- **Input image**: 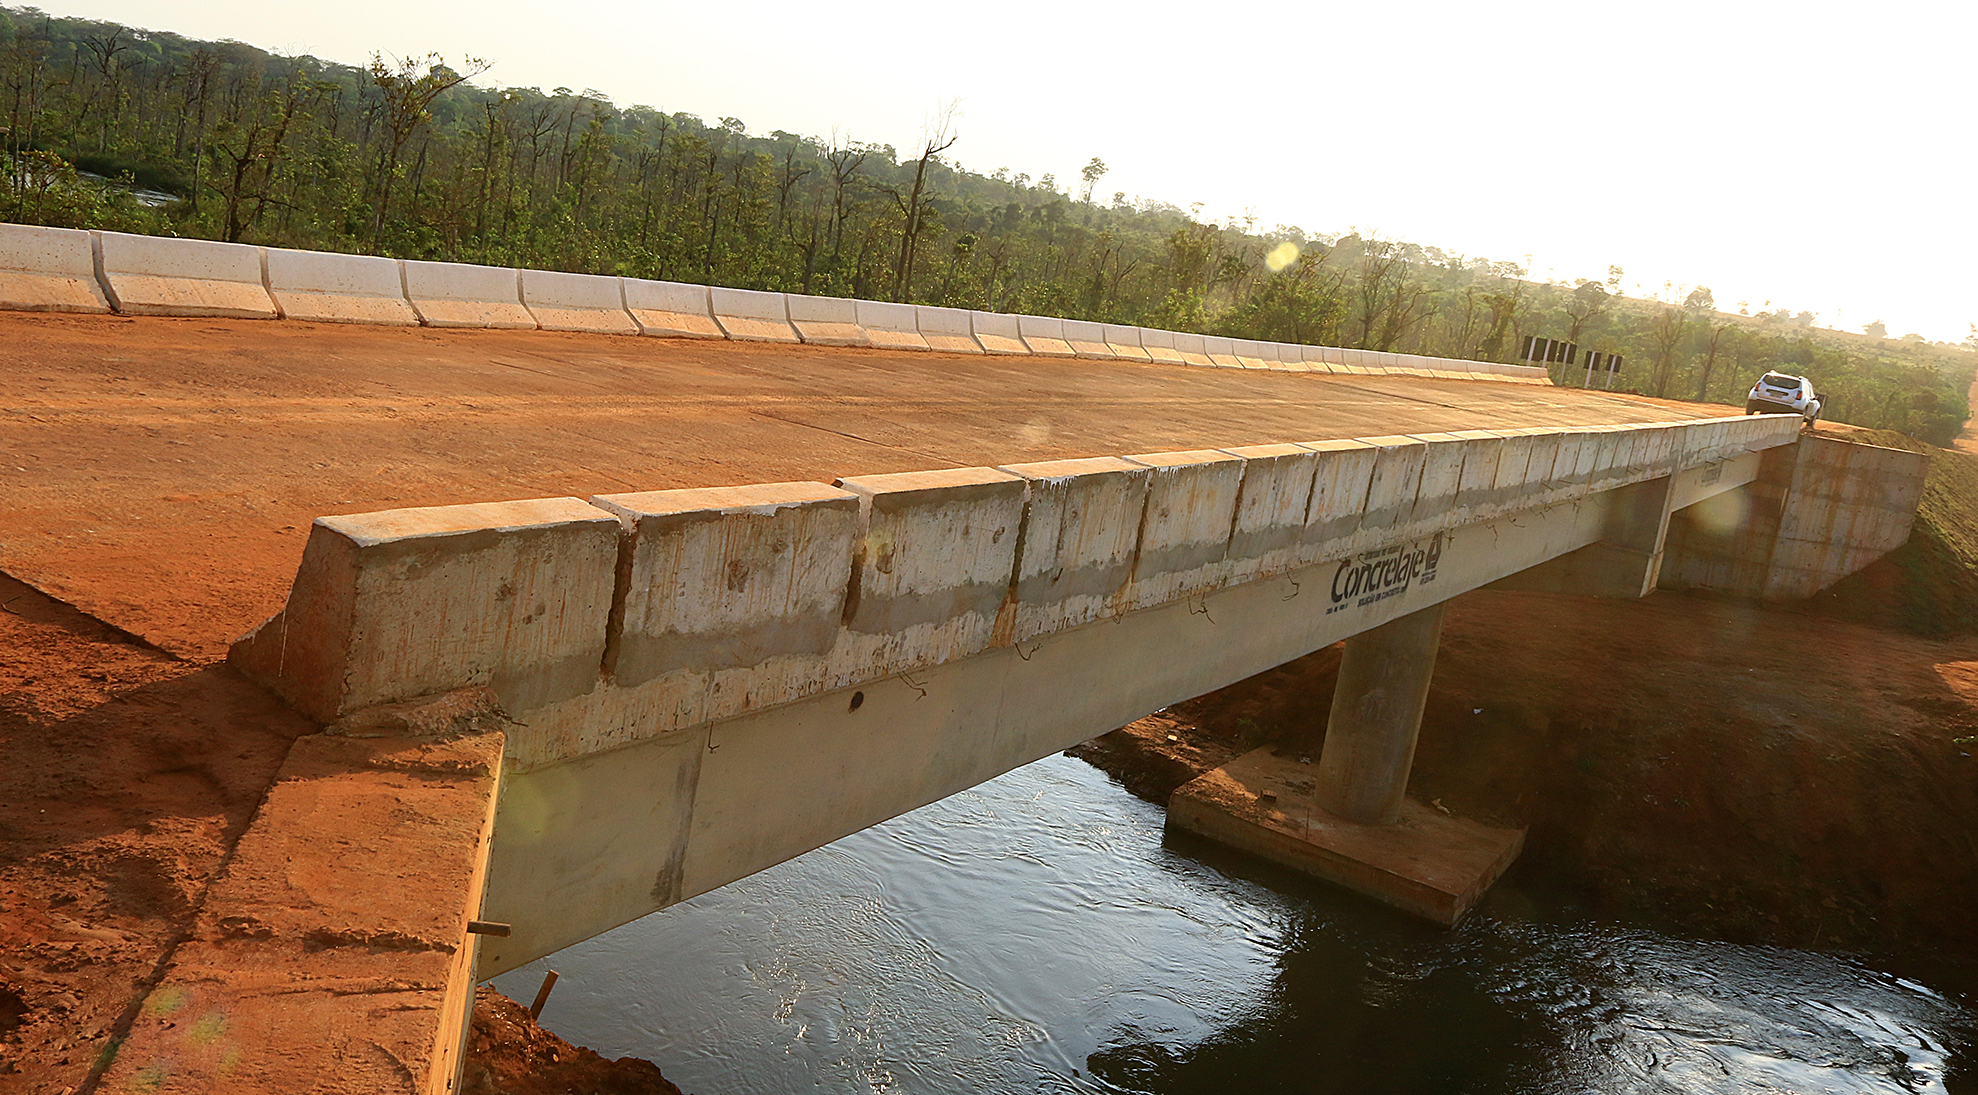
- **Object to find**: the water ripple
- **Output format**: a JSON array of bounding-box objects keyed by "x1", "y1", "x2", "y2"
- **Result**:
[{"x1": 495, "y1": 753, "x2": 1972, "y2": 1094}]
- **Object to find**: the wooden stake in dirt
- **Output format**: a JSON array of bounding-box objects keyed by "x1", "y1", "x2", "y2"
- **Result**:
[{"x1": 530, "y1": 970, "x2": 560, "y2": 1020}]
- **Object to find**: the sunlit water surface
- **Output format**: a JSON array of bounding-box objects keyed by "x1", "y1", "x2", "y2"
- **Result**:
[{"x1": 494, "y1": 753, "x2": 1971, "y2": 1094}]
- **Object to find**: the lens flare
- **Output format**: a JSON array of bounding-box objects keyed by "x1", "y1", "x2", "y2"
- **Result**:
[
  {"x1": 1265, "y1": 241, "x2": 1300, "y2": 273},
  {"x1": 1688, "y1": 488, "x2": 1751, "y2": 536}
]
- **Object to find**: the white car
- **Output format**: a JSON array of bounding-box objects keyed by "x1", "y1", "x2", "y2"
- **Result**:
[{"x1": 1745, "y1": 371, "x2": 1821, "y2": 423}]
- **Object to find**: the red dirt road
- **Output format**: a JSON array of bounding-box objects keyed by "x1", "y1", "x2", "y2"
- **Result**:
[{"x1": 0, "y1": 312, "x2": 1734, "y2": 658}]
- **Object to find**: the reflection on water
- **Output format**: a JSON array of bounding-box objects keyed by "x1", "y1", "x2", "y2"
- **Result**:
[{"x1": 493, "y1": 754, "x2": 1971, "y2": 1094}]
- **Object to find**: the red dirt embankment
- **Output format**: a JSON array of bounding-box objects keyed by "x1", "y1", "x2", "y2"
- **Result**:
[
  {"x1": 0, "y1": 572, "x2": 673, "y2": 1093},
  {"x1": 463, "y1": 986, "x2": 681, "y2": 1095}
]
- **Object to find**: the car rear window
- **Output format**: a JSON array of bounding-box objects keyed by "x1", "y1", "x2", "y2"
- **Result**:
[{"x1": 1762, "y1": 373, "x2": 1800, "y2": 388}]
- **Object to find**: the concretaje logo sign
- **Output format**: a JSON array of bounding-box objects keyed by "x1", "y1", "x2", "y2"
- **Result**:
[{"x1": 1326, "y1": 534, "x2": 1444, "y2": 614}]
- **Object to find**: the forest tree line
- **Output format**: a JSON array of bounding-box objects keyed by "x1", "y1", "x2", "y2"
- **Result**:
[{"x1": 1, "y1": 6, "x2": 1970, "y2": 444}]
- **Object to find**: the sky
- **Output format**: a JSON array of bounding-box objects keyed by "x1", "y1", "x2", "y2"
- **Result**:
[{"x1": 41, "y1": 0, "x2": 1978, "y2": 343}]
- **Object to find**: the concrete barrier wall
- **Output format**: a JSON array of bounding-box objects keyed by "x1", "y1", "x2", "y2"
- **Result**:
[
  {"x1": 1104, "y1": 324, "x2": 1152, "y2": 361},
  {"x1": 915, "y1": 305, "x2": 982, "y2": 353},
  {"x1": 95, "y1": 231, "x2": 276, "y2": 318},
  {"x1": 971, "y1": 309, "x2": 1029, "y2": 355},
  {"x1": 710, "y1": 287, "x2": 799, "y2": 342},
  {"x1": 1017, "y1": 313, "x2": 1076, "y2": 357},
  {"x1": 786, "y1": 293, "x2": 867, "y2": 346},
  {"x1": 624, "y1": 278, "x2": 724, "y2": 339},
  {"x1": 265, "y1": 247, "x2": 417, "y2": 325},
  {"x1": 857, "y1": 299, "x2": 930, "y2": 351},
  {"x1": 4, "y1": 227, "x2": 1563, "y2": 385},
  {"x1": 230, "y1": 498, "x2": 620, "y2": 724},
  {"x1": 0, "y1": 223, "x2": 109, "y2": 312},
  {"x1": 1203, "y1": 335, "x2": 1242, "y2": 368},
  {"x1": 1137, "y1": 327, "x2": 1185, "y2": 365},
  {"x1": 403, "y1": 260, "x2": 535, "y2": 329},
  {"x1": 1061, "y1": 318, "x2": 1112, "y2": 359},
  {"x1": 1172, "y1": 331, "x2": 1216, "y2": 368},
  {"x1": 521, "y1": 269, "x2": 637, "y2": 335}
]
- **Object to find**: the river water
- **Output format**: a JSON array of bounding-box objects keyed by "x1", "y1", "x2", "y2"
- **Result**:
[{"x1": 492, "y1": 753, "x2": 1973, "y2": 1094}]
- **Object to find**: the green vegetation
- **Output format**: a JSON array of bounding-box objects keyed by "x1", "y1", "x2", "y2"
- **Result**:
[{"x1": 1, "y1": 6, "x2": 1970, "y2": 442}]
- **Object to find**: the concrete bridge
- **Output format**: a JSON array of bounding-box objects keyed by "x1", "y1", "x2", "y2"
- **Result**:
[
  {"x1": 216, "y1": 411, "x2": 1922, "y2": 972},
  {"x1": 0, "y1": 229, "x2": 1932, "y2": 1093}
]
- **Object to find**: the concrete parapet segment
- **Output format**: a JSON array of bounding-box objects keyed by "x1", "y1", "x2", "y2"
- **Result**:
[
  {"x1": 521, "y1": 269, "x2": 637, "y2": 335},
  {"x1": 1061, "y1": 318, "x2": 1114, "y2": 359},
  {"x1": 229, "y1": 498, "x2": 618, "y2": 725},
  {"x1": 1016, "y1": 314, "x2": 1077, "y2": 357},
  {"x1": 94, "y1": 230, "x2": 275, "y2": 318},
  {"x1": 101, "y1": 729, "x2": 504, "y2": 1095},
  {"x1": 264, "y1": 247, "x2": 416, "y2": 325},
  {"x1": 624, "y1": 278, "x2": 725, "y2": 338},
  {"x1": 1203, "y1": 335, "x2": 1243, "y2": 368},
  {"x1": 832, "y1": 466, "x2": 1027, "y2": 682},
  {"x1": 971, "y1": 310, "x2": 1029, "y2": 355},
  {"x1": 0, "y1": 223, "x2": 109, "y2": 312},
  {"x1": 402, "y1": 260, "x2": 535, "y2": 329},
  {"x1": 592, "y1": 482, "x2": 861, "y2": 737},
  {"x1": 1223, "y1": 443, "x2": 1320, "y2": 582},
  {"x1": 1401, "y1": 433, "x2": 1471, "y2": 538},
  {"x1": 786, "y1": 292, "x2": 869, "y2": 346},
  {"x1": 1230, "y1": 339, "x2": 1269, "y2": 370},
  {"x1": 856, "y1": 299, "x2": 930, "y2": 350},
  {"x1": 1356, "y1": 435, "x2": 1430, "y2": 547},
  {"x1": 1171, "y1": 331, "x2": 1216, "y2": 368},
  {"x1": 710, "y1": 287, "x2": 799, "y2": 342},
  {"x1": 998, "y1": 456, "x2": 1152, "y2": 640},
  {"x1": 1104, "y1": 324, "x2": 1153, "y2": 361},
  {"x1": 1297, "y1": 439, "x2": 1379, "y2": 558},
  {"x1": 1137, "y1": 327, "x2": 1185, "y2": 365},
  {"x1": 915, "y1": 305, "x2": 983, "y2": 353},
  {"x1": 1117, "y1": 449, "x2": 1244, "y2": 611}
]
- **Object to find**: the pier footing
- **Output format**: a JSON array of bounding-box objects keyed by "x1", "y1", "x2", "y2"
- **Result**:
[{"x1": 1169, "y1": 747, "x2": 1524, "y2": 926}]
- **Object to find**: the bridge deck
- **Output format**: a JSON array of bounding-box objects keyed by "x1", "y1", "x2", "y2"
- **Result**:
[{"x1": 0, "y1": 311, "x2": 1725, "y2": 656}]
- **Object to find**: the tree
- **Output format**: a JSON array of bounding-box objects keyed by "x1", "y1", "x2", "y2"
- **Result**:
[
  {"x1": 1646, "y1": 305, "x2": 1690, "y2": 395},
  {"x1": 1078, "y1": 156, "x2": 1106, "y2": 203},
  {"x1": 1863, "y1": 319, "x2": 1888, "y2": 339},
  {"x1": 1562, "y1": 278, "x2": 1610, "y2": 345},
  {"x1": 884, "y1": 106, "x2": 956, "y2": 302},
  {"x1": 1695, "y1": 323, "x2": 1735, "y2": 401},
  {"x1": 366, "y1": 52, "x2": 487, "y2": 252},
  {"x1": 1683, "y1": 285, "x2": 1715, "y2": 314},
  {"x1": 1353, "y1": 236, "x2": 1435, "y2": 351}
]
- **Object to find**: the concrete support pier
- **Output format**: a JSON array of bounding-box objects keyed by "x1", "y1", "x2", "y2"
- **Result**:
[
  {"x1": 1170, "y1": 599, "x2": 1524, "y2": 926},
  {"x1": 1315, "y1": 604, "x2": 1446, "y2": 824}
]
